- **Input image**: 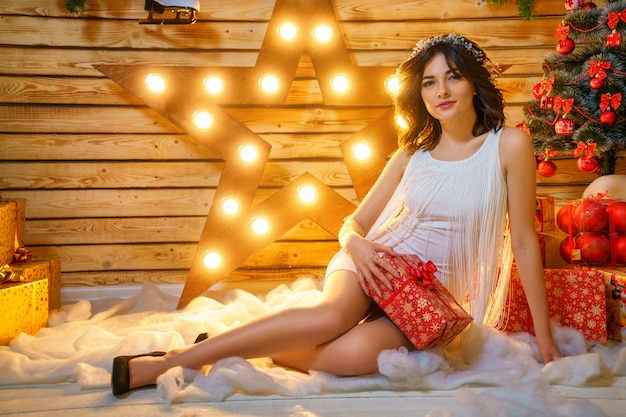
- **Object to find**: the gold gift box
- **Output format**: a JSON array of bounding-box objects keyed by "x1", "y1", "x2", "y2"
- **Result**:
[
  {"x1": 0, "y1": 278, "x2": 48, "y2": 345},
  {"x1": 11, "y1": 257, "x2": 61, "y2": 311}
]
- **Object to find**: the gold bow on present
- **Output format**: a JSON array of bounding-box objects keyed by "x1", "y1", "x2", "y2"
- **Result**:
[{"x1": 0, "y1": 264, "x2": 24, "y2": 285}]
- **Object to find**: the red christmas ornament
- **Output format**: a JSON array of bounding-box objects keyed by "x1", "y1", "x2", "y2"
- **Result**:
[
  {"x1": 615, "y1": 235, "x2": 626, "y2": 264},
  {"x1": 607, "y1": 32, "x2": 622, "y2": 47},
  {"x1": 556, "y1": 38, "x2": 575, "y2": 55},
  {"x1": 557, "y1": 204, "x2": 580, "y2": 234},
  {"x1": 573, "y1": 199, "x2": 608, "y2": 232},
  {"x1": 599, "y1": 93, "x2": 621, "y2": 125},
  {"x1": 565, "y1": 0, "x2": 584, "y2": 11},
  {"x1": 537, "y1": 160, "x2": 557, "y2": 177},
  {"x1": 582, "y1": 2, "x2": 597, "y2": 9},
  {"x1": 559, "y1": 236, "x2": 576, "y2": 263},
  {"x1": 607, "y1": 201, "x2": 626, "y2": 233},
  {"x1": 555, "y1": 117, "x2": 574, "y2": 135},
  {"x1": 590, "y1": 76, "x2": 604, "y2": 89},
  {"x1": 600, "y1": 110, "x2": 617, "y2": 125},
  {"x1": 532, "y1": 83, "x2": 544, "y2": 99},
  {"x1": 540, "y1": 95, "x2": 554, "y2": 109},
  {"x1": 575, "y1": 232, "x2": 611, "y2": 264},
  {"x1": 577, "y1": 156, "x2": 599, "y2": 173}
]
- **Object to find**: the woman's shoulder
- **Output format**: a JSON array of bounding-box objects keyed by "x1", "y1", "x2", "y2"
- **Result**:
[{"x1": 496, "y1": 126, "x2": 532, "y2": 152}]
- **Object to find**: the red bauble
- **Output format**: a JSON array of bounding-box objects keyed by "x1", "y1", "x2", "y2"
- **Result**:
[
  {"x1": 600, "y1": 110, "x2": 617, "y2": 125},
  {"x1": 576, "y1": 232, "x2": 611, "y2": 264},
  {"x1": 607, "y1": 202, "x2": 626, "y2": 233},
  {"x1": 555, "y1": 117, "x2": 574, "y2": 135},
  {"x1": 557, "y1": 204, "x2": 580, "y2": 234},
  {"x1": 565, "y1": 0, "x2": 584, "y2": 11},
  {"x1": 559, "y1": 236, "x2": 576, "y2": 263},
  {"x1": 576, "y1": 156, "x2": 599, "y2": 173},
  {"x1": 615, "y1": 235, "x2": 626, "y2": 263},
  {"x1": 557, "y1": 38, "x2": 575, "y2": 55},
  {"x1": 590, "y1": 77, "x2": 604, "y2": 89},
  {"x1": 573, "y1": 199, "x2": 608, "y2": 232},
  {"x1": 582, "y1": 2, "x2": 597, "y2": 9},
  {"x1": 537, "y1": 160, "x2": 557, "y2": 177},
  {"x1": 532, "y1": 83, "x2": 544, "y2": 99}
]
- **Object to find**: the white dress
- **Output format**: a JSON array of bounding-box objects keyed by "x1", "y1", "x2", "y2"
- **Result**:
[{"x1": 326, "y1": 128, "x2": 512, "y2": 327}]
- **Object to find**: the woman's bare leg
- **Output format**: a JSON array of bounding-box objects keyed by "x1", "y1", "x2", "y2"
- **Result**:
[
  {"x1": 273, "y1": 317, "x2": 413, "y2": 376},
  {"x1": 126, "y1": 270, "x2": 371, "y2": 389}
]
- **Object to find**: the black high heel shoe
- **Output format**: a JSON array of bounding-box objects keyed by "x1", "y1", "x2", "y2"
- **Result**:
[
  {"x1": 111, "y1": 351, "x2": 166, "y2": 397},
  {"x1": 194, "y1": 332, "x2": 208, "y2": 344}
]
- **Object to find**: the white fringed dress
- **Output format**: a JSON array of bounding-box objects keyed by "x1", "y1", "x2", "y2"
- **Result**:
[{"x1": 326, "y1": 128, "x2": 513, "y2": 327}]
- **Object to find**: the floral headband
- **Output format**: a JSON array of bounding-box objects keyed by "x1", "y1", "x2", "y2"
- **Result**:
[{"x1": 406, "y1": 33, "x2": 500, "y2": 78}]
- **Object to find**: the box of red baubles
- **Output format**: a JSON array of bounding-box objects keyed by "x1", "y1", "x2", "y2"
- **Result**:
[{"x1": 556, "y1": 197, "x2": 626, "y2": 266}]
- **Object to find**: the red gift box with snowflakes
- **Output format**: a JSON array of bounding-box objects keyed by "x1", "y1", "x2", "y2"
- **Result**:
[
  {"x1": 365, "y1": 253, "x2": 473, "y2": 350},
  {"x1": 588, "y1": 267, "x2": 626, "y2": 343},
  {"x1": 498, "y1": 268, "x2": 606, "y2": 343}
]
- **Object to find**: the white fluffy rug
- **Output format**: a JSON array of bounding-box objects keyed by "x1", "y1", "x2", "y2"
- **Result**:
[{"x1": 1, "y1": 278, "x2": 624, "y2": 416}]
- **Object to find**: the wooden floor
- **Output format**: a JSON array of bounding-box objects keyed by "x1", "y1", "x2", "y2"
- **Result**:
[{"x1": 1, "y1": 377, "x2": 625, "y2": 416}]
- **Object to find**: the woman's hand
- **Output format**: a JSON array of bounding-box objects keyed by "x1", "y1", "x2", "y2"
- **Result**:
[
  {"x1": 342, "y1": 232, "x2": 399, "y2": 297},
  {"x1": 536, "y1": 333, "x2": 562, "y2": 365}
]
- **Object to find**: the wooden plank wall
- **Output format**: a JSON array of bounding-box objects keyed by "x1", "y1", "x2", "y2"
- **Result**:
[{"x1": 0, "y1": 0, "x2": 623, "y2": 291}]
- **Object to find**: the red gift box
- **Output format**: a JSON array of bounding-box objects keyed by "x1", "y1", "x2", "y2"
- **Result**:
[
  {"x1": 607, "y1": 32, "x2": 622, "y2": 47},
  {"x1": 587, "y1": 267, "x2": 626, "y2": 343},
  {"x1": 365, "y1": 253, "x2": 473, "y2": 350},
  {"x1": 498, "y1": 268, "x2": 607, "y2": 343}
]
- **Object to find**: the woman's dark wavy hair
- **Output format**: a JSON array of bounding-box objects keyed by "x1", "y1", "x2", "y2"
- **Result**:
[{"x1": 394, "y1": 35, "x2": 505, "y2": 154}]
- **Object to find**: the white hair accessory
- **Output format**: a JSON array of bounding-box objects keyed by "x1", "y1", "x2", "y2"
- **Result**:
[{"x1": 407, "y1": 33, "x2": 500, "y2": 78}]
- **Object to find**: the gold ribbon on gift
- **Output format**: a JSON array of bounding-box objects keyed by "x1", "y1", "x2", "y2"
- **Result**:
[
  {"x1": 13, "y1": 239, "x2": 34, "y2": 263},
  {"x1": 0, "y1": 264, "x2": 25, "y2": 285},
  {"x1": 12, "y1": 211, "x2": 34, "y2": 263}
]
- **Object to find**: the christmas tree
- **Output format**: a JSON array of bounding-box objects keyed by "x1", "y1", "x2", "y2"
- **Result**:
[{"x1": 523, "y1": 0, "x2": 626, "y2": 177}]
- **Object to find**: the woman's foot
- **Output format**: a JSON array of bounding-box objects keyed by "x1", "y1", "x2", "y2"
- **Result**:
[{"x1": 111, "y1": 352, "x2": 167, "y2": 397}]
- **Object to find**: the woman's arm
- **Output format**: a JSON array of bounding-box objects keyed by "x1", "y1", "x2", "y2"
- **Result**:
[
  {"x1": 339, "y1": 148, "x2": 411, "y2": 295},
  {"x1": 500, "y1": 126, "x2": 561, "y2": 364}
]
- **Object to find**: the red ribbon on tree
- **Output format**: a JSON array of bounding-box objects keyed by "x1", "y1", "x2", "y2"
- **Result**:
[
  {"x1": 410, "y1": 260, "x2": 438, "y2": 286},
  {"x1": 538, "y1": 148, "x2": 557, "y2": 161},
  {"x1": 574, "y1": 141, "x2": 597, "y2": 159},
  {"x1": 553, "y1": 96, "x2": 575, "y2": 114},
  {"x1": 600, "y1": 92, "x2": 622, "y2": 111},
  {"x1": 588, "y1": 61, "x2": 611, "y2": 80},
  {"x1": 608, "y1": 10, "x2": 626, "y2": 30},
  {"x1": 554, "y1": 23, "x2": 570, "y2": 40}
]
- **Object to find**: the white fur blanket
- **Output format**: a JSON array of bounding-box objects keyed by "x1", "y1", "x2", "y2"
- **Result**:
[{"x1": 1, "y1": 278, "x2": 624, "y2": 416}]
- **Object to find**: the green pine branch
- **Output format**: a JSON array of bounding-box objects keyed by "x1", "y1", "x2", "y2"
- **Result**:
[
  {"x1": 65, "y1": 0, "x2": 89, "y2": 14},
  {"x1": 487, "y1": 0, "x2": 536, "y2": 20}
]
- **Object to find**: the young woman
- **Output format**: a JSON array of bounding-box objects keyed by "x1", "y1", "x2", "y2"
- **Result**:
[{"x1": 111, "y1": 33, "x2": 561, "y2": 397}]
